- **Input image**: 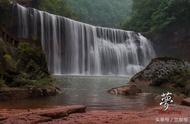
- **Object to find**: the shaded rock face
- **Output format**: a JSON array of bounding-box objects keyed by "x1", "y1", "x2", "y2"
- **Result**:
[{"x1": 146, "y1": 24, "x2": 190, "y2": 61}]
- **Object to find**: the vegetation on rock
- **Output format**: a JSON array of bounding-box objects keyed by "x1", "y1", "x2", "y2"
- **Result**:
[{"x1": 0, "y1": 38, "x2": 53, "y2": 88}]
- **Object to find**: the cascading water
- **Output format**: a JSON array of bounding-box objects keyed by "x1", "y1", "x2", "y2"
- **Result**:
[{"x1": 15, "y1": 4, "x2": 155, "y2": 76}]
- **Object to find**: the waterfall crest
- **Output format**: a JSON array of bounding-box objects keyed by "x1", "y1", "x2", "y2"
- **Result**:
[{"x1": 15, "y1": 4, "x2": 155, "y2": 76}]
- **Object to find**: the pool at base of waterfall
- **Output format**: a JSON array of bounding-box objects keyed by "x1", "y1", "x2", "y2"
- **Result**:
[{"x1": 0, "y1": 76, "x2": 157, "y2": 110}]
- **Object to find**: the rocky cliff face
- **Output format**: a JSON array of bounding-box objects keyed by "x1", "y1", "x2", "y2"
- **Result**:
[{"x1": 147, "y1": 26, "x2": 190, "y2": 62}]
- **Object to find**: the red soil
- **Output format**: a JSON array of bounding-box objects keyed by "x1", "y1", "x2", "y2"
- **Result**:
[{"x1": 0, "y1": 105, "x2": 190, "y2": 124}]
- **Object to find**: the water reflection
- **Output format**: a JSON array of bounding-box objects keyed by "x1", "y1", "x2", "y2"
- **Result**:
[{"x1": 0, "y1": 76, "x2": 157, "y2": 110}]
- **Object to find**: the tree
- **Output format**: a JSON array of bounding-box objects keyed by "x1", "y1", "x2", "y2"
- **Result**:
[
  {"x1": 66, "y1": 0, "x2": 133, "y2": 28},
  {"x1": 123, "y1": 0, "x2": 161, "y2": 32},
  {"x1": 123, "y1": 0, "x2": 190, "y2": 34},
  {"x1": 38, "y1": 0, "x2": 76, "y2": 18}
]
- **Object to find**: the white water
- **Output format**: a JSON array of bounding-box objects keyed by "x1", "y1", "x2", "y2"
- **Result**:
[{"x1": 15, "y1": 4, "x2": 155, "y2": 76}]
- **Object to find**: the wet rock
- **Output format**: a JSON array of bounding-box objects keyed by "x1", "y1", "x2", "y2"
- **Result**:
[
  {"x1": 181, "y1": 98, "x2": 190, "y2": 106},
  {"x1": 28, "y1": 87, "x2": 59, "y2": 98},
  {"x1": 108, "y1": 84, "x2": 142, "y2": 95},
  {"x1": 38, "y1": 105, "x2": 86, "y2": 119}
]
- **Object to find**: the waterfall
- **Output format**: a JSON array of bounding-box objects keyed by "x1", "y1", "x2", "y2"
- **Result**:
[{"x1": 15, "y1": 4, "x2": 155, "y2": 76}]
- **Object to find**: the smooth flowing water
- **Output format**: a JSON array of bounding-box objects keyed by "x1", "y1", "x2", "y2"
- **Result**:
[
  {"x1": 0, "y1": 76, "x2": 157, "y2": 110},
  {"x1": 15, "y1": 4, "x2": 155, "y2": 76}
]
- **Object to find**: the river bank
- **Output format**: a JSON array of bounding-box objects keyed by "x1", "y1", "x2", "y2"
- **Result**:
[
  {"x1": 0, "y1": 105, "x2": 86, "y2": 124},
  {"x1": 0, "y1": 104, "x2": 190, "y2": 124}
]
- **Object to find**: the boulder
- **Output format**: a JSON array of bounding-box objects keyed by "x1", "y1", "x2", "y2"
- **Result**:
[
  {"x1": 181, "y1": 98, "x2": 190, "y2": 106},
  {"x1": 109, "y1": 57, "x2": 190, "y2": 97},
  {"x1": 37, "y1": 105, "x2": 86, "y2": 119},
  {"x1": 128, "y1": 57, "x2": 190, "y2": 96},
  {"x1": 130, "y1": 57, "x2": 189, "y2": 86},
  {"x1": 108, "y1": 84, "x2": 142, "y2": 95}
]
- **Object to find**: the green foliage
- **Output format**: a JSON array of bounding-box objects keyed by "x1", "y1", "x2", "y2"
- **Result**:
[
  {"x1": 38, "y1": 0, "x2": 77, "y2": 19},
  {"x1": 17, "y1": 42, "x2": 33, "y2": 54},
  {"x1": 32, "y1": 76, "x2": 54, "y2": 87},
  {"x1": 0, "y1": 0, "x2": 12, "y2": 26},
  {"x1": 0, "y1": 40, "x2": 16, "y2": 73},
  {"x1": 66, "y1": 0, "x2": 132, "y2": 28},
  {"x1": 38, "y1": 0, "x2": 132, "y2": 28},
  {"x1": 12, "y1": 72, "x2": 53, "y2": 87},
  {"x1": 163, "y1": 68, "x2": 190, "y2": 96},
  {"x1": 3, "y1": 53, "x2": 16, "y2": 70},
  {"x1": 123, "y1": 0, "x2": 161, "y2": 32},
  {"x1": 0, "y1": 0, "x2": 10, "y2": 4},
  {"x1": 170, "y1": 69, "x2": 190, "y2": 87},
  {"x1": 0, "y1": 40, "x2": 51, "y2": 88},
  {"x1": 0, "y1": 78, "x2": 6, "y2": 88},
  {"x1": 123, "y1": 0, "x2": 190, "y2": 34},
  {"x1": 16, "y1": 42, "x2": 49, "y2": 79},
  {"x1": 11, "y1": 72, "x2": 32, "y2": 87}
]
